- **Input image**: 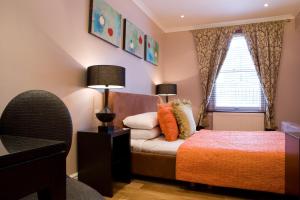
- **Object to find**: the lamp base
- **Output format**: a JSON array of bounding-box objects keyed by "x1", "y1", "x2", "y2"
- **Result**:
[
  {"x1": 96, "y1": 88, "x2": 116, "y2": 132},
  {"x1": 98, "y1": 125, "x2": 114, "y2": 133},
  {"x1": 96, "y1": 112, "x2": 116, "y2": 123},
  {"x1": 95, "y1": 107, "x2": 116, "y2": 133}
]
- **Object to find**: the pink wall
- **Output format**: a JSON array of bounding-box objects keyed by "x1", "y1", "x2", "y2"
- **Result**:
[
  {"x1": 275, "y1": 19, "x2": 300, "y2": 128},
  {"x1": 0, "y1": 0, "x2": 164, "y2": 174},
  {"x1": 161, "y1": 31, "x2": 204, "y2": 123},
  {"x1": 296, "y1": 12, "x2": 300, "y2": 30},
  {"x1": 162, "y1": 20, "x2": 300, "y2": 128}
]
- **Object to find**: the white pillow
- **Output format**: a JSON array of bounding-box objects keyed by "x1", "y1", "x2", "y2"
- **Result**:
[
  {"x1": 131, "y1": 127, "x2": 161, "y2": 140},
  {"x1": 123, "y1": 112, "x2": 158, "y2": 129}
]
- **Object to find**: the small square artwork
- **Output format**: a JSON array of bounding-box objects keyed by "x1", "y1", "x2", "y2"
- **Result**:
[
  {"x1": 123, "y1": 19, "x2": 145, "y2": 58},
  {"x1": 145, "y1": 35, "x2": 159, "y2": 65},
  {"x1": 89, "y1": 0, "x2": 122, "y2": 47}
]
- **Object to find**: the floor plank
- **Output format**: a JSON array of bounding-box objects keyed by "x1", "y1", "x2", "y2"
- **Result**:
[{"x1": 105, "y1": 178, "x2": 294, "y2": 200}]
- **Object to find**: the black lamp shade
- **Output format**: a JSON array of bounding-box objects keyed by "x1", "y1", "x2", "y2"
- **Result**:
[
  {"x1": 156, "y1": 84, "x2": 177, "y2": 96},
  {"x1": 87, "y1": 65, "x2": 125, "y2": 89}
]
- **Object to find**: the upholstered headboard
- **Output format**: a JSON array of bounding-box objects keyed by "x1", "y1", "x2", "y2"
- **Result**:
[{"x1": 108, "y1": 92, "x2": 161, "y2": 128}]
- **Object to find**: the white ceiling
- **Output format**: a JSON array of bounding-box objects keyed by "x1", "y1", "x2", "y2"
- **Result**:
[{"x1": 132, "y1": 0, "x2": 300, "y2": 32}]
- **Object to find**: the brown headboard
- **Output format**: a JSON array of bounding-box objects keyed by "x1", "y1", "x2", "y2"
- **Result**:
[{"x1": 108, "y1": 92, "x2": 161, "y2": 128}]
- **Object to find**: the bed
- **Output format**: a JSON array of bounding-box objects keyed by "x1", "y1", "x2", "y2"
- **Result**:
[{"x1": 108, "y1": 92, "x2": 299, "y2": 195}]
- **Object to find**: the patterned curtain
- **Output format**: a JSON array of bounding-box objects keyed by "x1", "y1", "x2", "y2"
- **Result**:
[
  {"x1": 192, "y1": 21, "x2": 286, "y2": 130},
  {"x1": 192, "y1": 27, "x2": 235, "y2": 129},
  {"x1": 241, "y1": 21, "x2": 285, "y2": 130}
]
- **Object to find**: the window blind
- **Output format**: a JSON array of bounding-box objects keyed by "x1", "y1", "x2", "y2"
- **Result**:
[{"x1": 208, "y1": 35, "x2": 266, "y2": 112}]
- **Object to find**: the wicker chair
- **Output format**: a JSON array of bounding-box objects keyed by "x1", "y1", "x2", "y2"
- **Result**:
[{"x1": 0, "y1": 90, "x2": 104, "y2": 200}]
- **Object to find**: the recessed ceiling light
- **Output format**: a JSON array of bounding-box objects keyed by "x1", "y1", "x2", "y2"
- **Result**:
[
  {"x1": 180, "y1": 15, "x2": 185, "y2": 19},
  {"x1": 264, "y1": 3, "x2": 269, "y2": 7}
]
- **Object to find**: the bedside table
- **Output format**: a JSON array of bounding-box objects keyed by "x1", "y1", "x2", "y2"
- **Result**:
[
  {"x1": 285, "y1": 132, "x2": 300, "y2": 197},
  {"x1": 77, "y1": 128, "x2": 131, "y2": 197}
]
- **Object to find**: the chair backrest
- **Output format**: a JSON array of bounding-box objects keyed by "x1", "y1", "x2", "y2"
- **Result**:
[{"x1": 0, "y1": 90, "x2": 73, "y2": 156}]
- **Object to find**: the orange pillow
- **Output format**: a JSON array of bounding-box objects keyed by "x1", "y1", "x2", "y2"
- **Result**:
[{"x1": 157, "y1": 104, "x2": 179, "y2": 141}]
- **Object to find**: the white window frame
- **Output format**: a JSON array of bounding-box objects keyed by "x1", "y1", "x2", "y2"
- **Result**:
[{"x1": 208, "y1": 34, "x2": 266, "y2": 113}]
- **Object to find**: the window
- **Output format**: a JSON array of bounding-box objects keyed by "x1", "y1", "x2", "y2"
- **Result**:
[{"x1": 208, "y1": 35, "x2": 266, "y2": 112}]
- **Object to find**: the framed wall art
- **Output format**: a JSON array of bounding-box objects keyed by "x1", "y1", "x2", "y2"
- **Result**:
[
  {"x1": 123, "y1": 19, "x2": 145, "y2": 58},
  {"x1": 145, "y1": 35, "x2": 159, "y2": 65},
  {"x1": 89, "y1": 0, "x2": 122, "y2": 47}
]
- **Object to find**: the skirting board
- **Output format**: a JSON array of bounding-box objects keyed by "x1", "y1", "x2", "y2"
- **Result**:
[{"x1": 69, "y1": 172, "x2": 78, "y2": 180}]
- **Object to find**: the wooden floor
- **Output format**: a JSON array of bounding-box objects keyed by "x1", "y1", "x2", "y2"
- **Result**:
[{"x1": 106, "y1": 177, "x2": 295, "y2": 200}]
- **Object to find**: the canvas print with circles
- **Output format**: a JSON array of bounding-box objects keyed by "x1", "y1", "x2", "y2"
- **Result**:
[
  {"x1": 145, "y1": 35, "x2": 159, "y2": 65},
  {"x1": 123, "y1": 19, "x2": 145, "y2": 58},
  {"x1": 89, "y1": 0, "x2": 122, "y2": 47}
]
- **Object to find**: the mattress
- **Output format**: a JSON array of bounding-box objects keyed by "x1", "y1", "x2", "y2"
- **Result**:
[{"x1": 131, "y1": 135, "x2": 185, "y2": 156}]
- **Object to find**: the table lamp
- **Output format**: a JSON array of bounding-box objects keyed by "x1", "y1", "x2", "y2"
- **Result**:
[
  {"x1": 156, "y1": 83, "x2": 177, "y2": 103},
  {"x1": 87, "y1": 65, "x2": 125, "y2": 131}
]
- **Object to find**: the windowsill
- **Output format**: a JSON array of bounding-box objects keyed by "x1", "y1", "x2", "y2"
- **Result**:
[{"x1": 208, "y1": 110, "x2": 265, "y2": 113}]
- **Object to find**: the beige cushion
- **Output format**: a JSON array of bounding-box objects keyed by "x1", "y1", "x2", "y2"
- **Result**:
[
  {"x1": 172, "y1": 100, "x2": 196, "y2": 139},
  {"x1": 131, "y1": 127, "x2": 161, "y2": 140},
  {"x1": 123, "y1": 112, "x2": 158, "y2": 129}
]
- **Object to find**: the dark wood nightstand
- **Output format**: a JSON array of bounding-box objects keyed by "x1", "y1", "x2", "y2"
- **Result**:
[
  {"x1": 285, "y1": 132, "x2": 300, "y2": 197},
  {"x1": 77, "y1": 128, "x2": 131, "y2": 197}
]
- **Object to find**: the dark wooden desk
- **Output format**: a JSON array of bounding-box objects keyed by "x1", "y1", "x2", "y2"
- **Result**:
[{"x1": 0, "y1": 135, "x2": 66, "y2": 200}]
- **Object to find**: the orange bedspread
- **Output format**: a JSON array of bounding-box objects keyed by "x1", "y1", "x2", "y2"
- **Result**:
[{"x1": 176, "y1": 130, "x2": 285, "y2": 194}]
